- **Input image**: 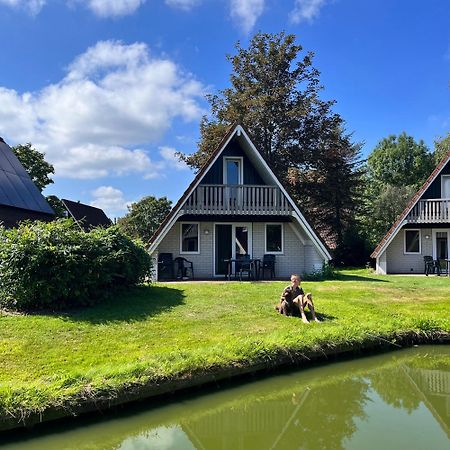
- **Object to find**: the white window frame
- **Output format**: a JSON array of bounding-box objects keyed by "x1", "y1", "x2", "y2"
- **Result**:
[
  {"x1": 441, "y1": 175, "x2": 450, "y2": 199},
  {"x1": 223, "y1": 157, "x2": 244, "y2": 185},
  {"x1": 404, "y1": 229, "x2": 421, "y2": 255},
  {"x1": 265, "y1": 223, "x2": 284, "y2": 254},
  {"x1": 180, "y1": 222, "x2": 200, "y2": 255}
]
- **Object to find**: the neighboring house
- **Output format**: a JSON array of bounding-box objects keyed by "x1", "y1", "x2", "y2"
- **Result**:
[
  {"x1": 62, "y1": 199, "x2": 112, "y2": 231},
  {"x1": 371, "y1": 150, "x2": 450, "y2": 274},
  {"x1": 0, "y1": 137, "x2": 54, "y2": 227},
  {"x1": 149, "y1": 124, "x2": 331, "y2": 280}
]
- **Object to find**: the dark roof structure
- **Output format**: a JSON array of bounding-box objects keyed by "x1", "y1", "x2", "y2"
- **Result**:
[
  {"x1": 371, "y1": 149, "x2": 450, "y2": 258},
  {"x1": 0, "y1": 137, "x2": 54, "y2": 227},
  {"x1": 62, "y1": 199, "x2": 112, "y2": 230}
]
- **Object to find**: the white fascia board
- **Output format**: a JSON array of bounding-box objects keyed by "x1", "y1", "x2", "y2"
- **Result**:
[
  {"x1": 238, "y1": 127, "x2": 331, "y2": 260},
  {"x1": 148, "y1": 209, "x2": 183, "y2": 254},
  {"x1": 375, "y1": 220, "x2": 407, "y2": 259},
  {"x1": 148, "y1": 127, "x2": 240, "y2": 254}
]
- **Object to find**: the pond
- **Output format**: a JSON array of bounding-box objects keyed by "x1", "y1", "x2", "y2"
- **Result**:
[{"x1": 2, "y1": 346, "x2": 450, "y2": 450}]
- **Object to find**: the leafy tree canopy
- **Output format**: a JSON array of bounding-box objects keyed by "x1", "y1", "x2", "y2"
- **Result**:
[
  {"x1": 117, "y1": 196, "x2": 172, "y2": 244},
  {"x1": 179, "y1": 32, "x2": 363, "y2": 261},
  {"x1": 367, "y1": 133, "x2": 433, "y2": 189},
  {"x1": 433, "y1": 132, "x2": 450, "y2": 164},
  {"x1": 12, "y1": 143, "x2": 55, "y2": 192}
]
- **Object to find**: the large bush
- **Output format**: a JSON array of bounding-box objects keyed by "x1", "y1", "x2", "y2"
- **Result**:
[{"x1": 0, "y1": 219, "x2": 152, "y2": 310}]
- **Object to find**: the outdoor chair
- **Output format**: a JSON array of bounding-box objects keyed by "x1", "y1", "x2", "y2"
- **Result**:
[
  {"x1": 174, "y1": 257, "x2": 194, "y2": 280},
  {"x1": 424, "y1": 256, "x2": 440, "y2": 276},
  {"x1": 158, "y1": 253, "x2": 174, "y2": 280},
  {"x1": 235, "y1": 254, "x2": 253, "y2": 281},
  {"x1": 261, "y1": 254, "x2": 276, "y2": 279}
]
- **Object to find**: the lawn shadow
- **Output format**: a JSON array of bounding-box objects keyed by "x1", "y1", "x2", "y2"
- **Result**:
[
  {"x1": 334, "y1": 273, "x2": 389, "y2": 283},
  {"x1": 313, "y1": 312, "x2": 337, "y2": 322},
  {"x1": 57, "y1": 285, "x2": 186, "y2": 324}
]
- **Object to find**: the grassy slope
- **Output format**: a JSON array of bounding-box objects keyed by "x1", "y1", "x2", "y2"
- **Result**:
[{"x1": 0, "y1": 269, "x2": 449, "y2": 420}]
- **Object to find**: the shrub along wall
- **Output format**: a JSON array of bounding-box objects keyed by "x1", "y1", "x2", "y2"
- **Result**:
[{"x1": 0, "y1": 219, "x2": 152, "y2": 310}]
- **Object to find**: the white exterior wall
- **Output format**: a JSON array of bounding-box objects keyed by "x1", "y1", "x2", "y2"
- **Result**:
[
  {"x1": 385, "y1": 228, "x2": 432, "y2": 274},
  {"x1": 155, "y1": 219, "x2": 322, "y2": 279}
]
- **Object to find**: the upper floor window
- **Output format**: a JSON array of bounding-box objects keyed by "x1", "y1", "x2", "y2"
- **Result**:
[
  {"x1": 265, "y1": 223, "x2": 283, "y2": 253},
  {"x1": 442, "y1": 175, "x2": 450, "y2": 198},
  {"x1": 404, "y1": 229, "x2": 421, "y2": 254},
  {"x1": 223, "y1": 157, "x2": 243, "y2": 185},
  {"x1": 181, "y1": 223, "x2": 199, "y2": 254}
]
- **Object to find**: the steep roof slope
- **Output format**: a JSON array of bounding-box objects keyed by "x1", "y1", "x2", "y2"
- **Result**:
[
  {"x1": 62, "y1": 199, "x2": 112, "y2": 230},
  {"x1": 149, "y1": 123, "x2": 331, "y2": 260},
  {"x1": 371, "y1": 150, "x2": 450, "y2": 258},
  {"x1": 0, "y1": 137, "x2": 54, "y2": 216}
]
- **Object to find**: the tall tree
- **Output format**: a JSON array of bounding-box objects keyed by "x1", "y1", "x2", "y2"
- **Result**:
[
  {"x1": 366, "y1": 133, "x2": 433, "y2": 189},
  {"x1": 12, "y1": 143, "x2": 55, "y2": 192},
  {"x1": 433, "y1": 132, "x2": 450, "y2": 164},
  {"x1": 361, "y1": 133, "x2": 433, "y2": 247},
  {"x1": 117, "y1": 196, "x2": 172, "y2": 244},
  {"x1": 179, "y1": 32, "x2": 363, "y2": 261}
]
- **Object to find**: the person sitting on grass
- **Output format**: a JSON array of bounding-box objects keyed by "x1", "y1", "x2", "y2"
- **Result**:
[{"x1": 276, "y1": 274, "x2": 320, "y2": 323}]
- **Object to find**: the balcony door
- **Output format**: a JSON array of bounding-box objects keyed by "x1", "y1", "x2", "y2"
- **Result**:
[
  {"x1": 442, "y1": 175, "x2": 450, "y2": 198},
  {"x1": 223, "y1": 157, "x2": 243, "y2": 208},
  {"x1": 214, "y1": 223, "x2": 252, "y2": 276}
]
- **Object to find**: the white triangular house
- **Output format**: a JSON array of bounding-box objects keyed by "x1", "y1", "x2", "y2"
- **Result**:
[
  {"x1": 371, "y1": 150, "x2": 450, "y2": 274},
  {"x1": 149, "y1": 124, "x2": 331, "y2": 280}
]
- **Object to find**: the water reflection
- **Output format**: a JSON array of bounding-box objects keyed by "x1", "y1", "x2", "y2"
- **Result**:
[{"x1": 2, "y1": 347, "x2": 450, "y2": 450}]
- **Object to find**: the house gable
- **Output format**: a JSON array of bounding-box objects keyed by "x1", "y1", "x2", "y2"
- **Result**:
[
  {"x1": 421, "y1": 159, "x2": 450, "y2": 199},
  {"x1": 200, "y1": 140, "x2": 265, "y2": 185},
  {"x1": 371, "y1": 151, "x2": 450, "y2": 259},
  {"x1": 149, "y1": 124, "x2": 331, "y2": 261}
]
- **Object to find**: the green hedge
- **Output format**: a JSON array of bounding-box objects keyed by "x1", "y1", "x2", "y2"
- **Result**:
[{"x1": 0, "y1": 219, "x2": 152, "y2": 310}]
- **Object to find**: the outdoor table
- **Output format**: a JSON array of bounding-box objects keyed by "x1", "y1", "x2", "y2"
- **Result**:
[
  {"x1": 224, "y1": 258, "x2": 261, "y2": 281},
  {"x1": 446, "y1": 259, "x2": 450, "y2": 277}
]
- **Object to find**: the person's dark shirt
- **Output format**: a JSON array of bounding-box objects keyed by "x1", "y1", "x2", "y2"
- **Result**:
[{"x1": 280, "y1": 285, "x2": 304, "y2": 304}]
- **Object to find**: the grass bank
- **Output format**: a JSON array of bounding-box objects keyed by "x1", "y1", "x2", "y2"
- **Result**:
[{"x1": 1, "y1": 269, "x2": 449, "y2": 431}]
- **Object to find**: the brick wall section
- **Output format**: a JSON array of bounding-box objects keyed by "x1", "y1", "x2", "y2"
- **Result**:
[
  {"x1": 386, "y1": 228, "x2": 432, "y2": 273},
  {"x1": 156, "y1": 220, "x2": 324, "y2": 278}
]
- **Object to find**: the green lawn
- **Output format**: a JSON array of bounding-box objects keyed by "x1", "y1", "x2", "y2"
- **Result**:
[{"x1": 1, "y1": 269, "x2": 449, "y2": 424}]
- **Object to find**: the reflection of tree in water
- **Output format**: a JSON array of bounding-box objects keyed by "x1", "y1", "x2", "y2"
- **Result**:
[
  {"x1": 181, "y1": 376, "x2": 370, "y2": 450},
  {"x1": 369, "y1": 365, "x2": 421, "y2": 413},
  {"x1": 286, "y1": 378, "x2": 370, "y2": 450}
]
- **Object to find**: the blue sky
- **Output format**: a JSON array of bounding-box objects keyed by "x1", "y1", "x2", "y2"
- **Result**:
[{"x1": 0, "y1": 0, "x2": 449, "y2": 218}]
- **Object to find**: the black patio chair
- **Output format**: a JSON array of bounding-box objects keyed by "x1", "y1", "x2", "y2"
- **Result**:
[
  {"x1": 158, "y1": 253, "x2": 174, "y2": 280},
  {"x1": 261, "y1": 254, "x2": 276, "y2": 279},
  {"x1": 235, "y1": 254, "x2": 253, "y2": 281},
  {"x1": 174, "y1": 257, "x2": 194, "y2": 280},
  {"x1": 424, "y1": 256, "x2": 440, "y2": 276}
]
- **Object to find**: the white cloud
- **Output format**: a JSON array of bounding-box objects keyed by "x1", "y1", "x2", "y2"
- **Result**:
[
  {"x1": 0, "y1": 0, "x2": 45, "y2": 15},
  {"x1": 0, "y1": 40, "x2": 206, "y2": 180},
  {"x1": 230, "y1": 0, "x2": 265, "y2": 33},
  {"x1": 81, "y1": 0, "x2": 145, "y2": 17},
  {"x1": 159, "y1": 146, "x2": 189, "y2": 171},
  {"x1": 90, "y1": 186, "x2": 130, "y2": 218},
  {"x1": 165, "y1": 0, "x2": 201, "y2": 11},
  {"x1": 290, "y1": 0, "x2": 328, "y2": 23}
]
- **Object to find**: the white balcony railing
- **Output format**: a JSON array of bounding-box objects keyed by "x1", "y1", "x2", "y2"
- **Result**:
[
  {"x1": 407, "y1": 199, "x2": 450, "y2": 223},
  {"x1": 183, "y1": 184, "x2": 292, "y2": 215}
]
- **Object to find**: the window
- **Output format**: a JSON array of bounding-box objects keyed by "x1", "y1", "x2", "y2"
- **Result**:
[
  {"x1": 223, "y1": 157, "x2": 243, "y2": 185},
  {"x1": 404, "y1": 229, "x2": 420, "y2": 254},
  {"x1": 265, "y1": 224, "x2": 283, "y2": 253},
  {"x1": 181, "y1": 223, "x2": 199, "y2": 253}
]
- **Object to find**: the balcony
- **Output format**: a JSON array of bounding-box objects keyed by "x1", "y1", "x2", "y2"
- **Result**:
[
  {"x1": 406, "y1": 199, "x2": 450, "y2": 223},
  {"x1": 182, "y1": 184, "x2": 292, "y2": 216}
]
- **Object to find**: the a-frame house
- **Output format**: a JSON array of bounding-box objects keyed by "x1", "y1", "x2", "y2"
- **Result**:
[
  {"x1": 149, "y1": 124, "x2": 331, "y2": 280},
  {"x1": 371, "y1": 150, "x2": 450, "y2": 274}
]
